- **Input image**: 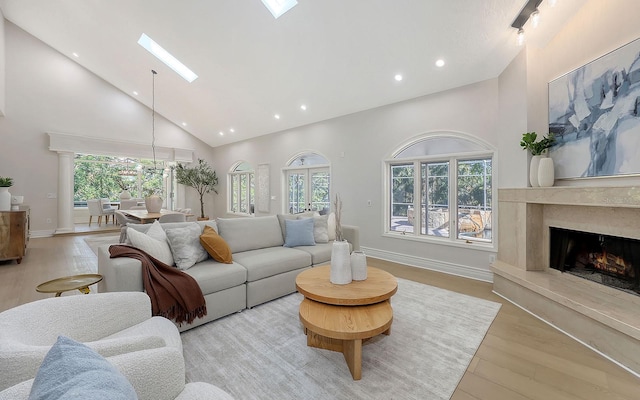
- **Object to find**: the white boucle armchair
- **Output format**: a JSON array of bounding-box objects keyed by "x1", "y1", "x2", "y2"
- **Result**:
[{"x1": 0, "y1": 292, "x2": 233, "y2": 400}]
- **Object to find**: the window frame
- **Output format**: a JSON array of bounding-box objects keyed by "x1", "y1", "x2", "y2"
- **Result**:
[
  {"x1": 227, "y1": 162, "x2": 255, "y2": 216},
  {"x1": 383, "y1": 149, "x2": 495, "y2": 250}
]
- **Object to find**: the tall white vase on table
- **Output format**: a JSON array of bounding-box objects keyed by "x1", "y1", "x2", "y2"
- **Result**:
[
  {"x1": 0, "y1": 187, "x2": 11, "y2": 211},
  {"x1": 538, "y1": 157, "x2": 555, "y2": 187},
  {"x1": 529, "y1": 155, "x2": 542, "y2": 187},
  {"x1": 145, "y1": 194, "x2": 162, "y2": 213},
  {"x1": 330, "y1": 240, "x2": 352, "y2": 285}
]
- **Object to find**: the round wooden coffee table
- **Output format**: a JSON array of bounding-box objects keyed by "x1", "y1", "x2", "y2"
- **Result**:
[
  {"x1": 36, "y1": 274, "x2": 103, "y2": 297},
  {"x1": 295, "y1": 265, "x2": 397, "y2": 380}
]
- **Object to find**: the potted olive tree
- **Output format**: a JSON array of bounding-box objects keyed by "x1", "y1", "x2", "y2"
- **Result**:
[
  {"x1": 176, "y1": 159, "x2": 218, "y2": 220},
  {"x1": 520, "y1": 132, "x2": 556, "y2": 187}
]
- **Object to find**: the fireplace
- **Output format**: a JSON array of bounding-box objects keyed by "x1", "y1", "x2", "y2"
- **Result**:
[{"x1": 549, "y1": 227, "x2": 640, "y2": 296}]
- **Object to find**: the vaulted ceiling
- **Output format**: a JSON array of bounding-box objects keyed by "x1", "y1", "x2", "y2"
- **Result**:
[{"x1": 0, "y1": 0, "x2": 586, "y2": 147}]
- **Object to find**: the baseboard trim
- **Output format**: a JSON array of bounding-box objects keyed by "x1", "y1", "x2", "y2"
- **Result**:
[
  {"x1": 30, "y1": 230, "x2": 54, "y2": 238},
  {"x1": 361, "y1": 246, "x2": 494, "y2": 283}
]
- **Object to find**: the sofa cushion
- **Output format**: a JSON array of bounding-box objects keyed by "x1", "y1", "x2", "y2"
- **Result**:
[
  {"x1": 311, "y1": 215, "x2": 329, "y2": 243},
  {"x1": 165, "y1": 223, "x2": 208, "y2": 270},
  {"x1": 284, "y1": 218, "x2": 315, "y2": 247},
  {"x1": 127, "y1": 225, "x2": 174, "y2": 266},
  {"x1": 29, "y1": 335, "x2": 137, "y2": 400},
  {"x1": 294, "y1": 242, "x2": 335, "y2": 265},
  {"x1": 183, "y1": 260, "x2": 247, "y2": 295},
  {"x1": 232, "y1": 247, "x2": 311, "y2": 282},
  {"x1": 327, "y1": 212, "x2": 337, "y2": 240},
  {"x1": 217, "y1": 215, "x2": 284, "y2": 253},
  {"x1": 124, "y1": 220, "x2": 218, "y2": 244},
  {"x1": 199, "y1": 225, "x2": 233, "y2": 264}
]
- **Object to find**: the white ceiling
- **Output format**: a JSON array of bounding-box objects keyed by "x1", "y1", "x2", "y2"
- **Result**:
[{"x1": 0, "y1": 0, "x2": 586, "y2": 147}]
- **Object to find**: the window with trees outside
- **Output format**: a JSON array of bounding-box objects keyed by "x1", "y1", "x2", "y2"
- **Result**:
[
  {"x1": 229, "y1": 162, "x2": 255, "y2": 215},
  {"x1": 285, "y1": 152, "x2": 330, "y2": 215},
  {"x1": 386, "y1": 134, "x2": 493, "y2": 244},
  {"x1": 74, "y1": 154, "x2": 167, "y2": 207}
]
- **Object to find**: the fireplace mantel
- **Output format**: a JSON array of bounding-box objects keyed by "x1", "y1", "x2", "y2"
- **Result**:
[{"x1": 493, "y1": 186, "x2": 640, "y2": 376}]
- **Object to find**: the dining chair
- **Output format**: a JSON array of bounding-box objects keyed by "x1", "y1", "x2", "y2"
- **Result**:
[
  {"x1": 119, "y1": 199, "x2": 140, "y2": 210},
  {"x1": 158, "y1": 213, "x2": 186, "y2": 223},
  {"x1": 87, "y1": 199, "x2": 115, "y2": 226},
  {"x1": 100, "y1": 198, "x2": 116, "y2": 224},
  {"x1": 115, "y1": 210, "x2": 138, "y2": 227}
]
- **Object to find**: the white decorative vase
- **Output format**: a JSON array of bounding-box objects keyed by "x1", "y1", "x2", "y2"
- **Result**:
[
  {"x1": 529, "y1": 155, "x2": 542, "y2": 187},
  {"x1": 538, "y1": 157, "x2": 555, "y2": 187},
  {"x1": 350, "y1": 251, "x2": 367, "y2": 281},
  {"x1": 145, "y1": 195, "x2": 163, "y2": 213},
  {"x1": 0, "y1": 187, "x2": 11, "y2": 211},
  {"x1": 330, "y1": 240, "x2": 352, "y2": 285},
  {"x1": 119, "y1": 190, "x2": 132, "y2": 200}
]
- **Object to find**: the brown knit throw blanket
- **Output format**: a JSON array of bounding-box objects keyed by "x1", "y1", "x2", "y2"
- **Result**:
[{"x1": 108, "y1": 244, "x2": 206, "y2": 325}]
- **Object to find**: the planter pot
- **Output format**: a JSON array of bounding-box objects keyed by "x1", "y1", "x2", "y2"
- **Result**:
[
  {"x1": 197, "y1": 216, "x2": 209, "y2": 221},
  {"x1": 145, "y1": 195, "x2": 163, "y2": 213},
  {"x1": 350, "y1": 251, "x2": 367, "y2": 281},
  {"x1": 538, "y1": 157, "x2": 555, "y2": 187},
  {"x1": 330, "y1": 240, "x2": 352, "y2": 285},
  {"x1": 0, "y1": 187, "x2": 11, "y2": 211},
  {"x1": 119, "y1": 190, "x2": 132, "y2": 200},
  {"x1": 529, "y1": 155, "x2": 542, "y2": 187}
]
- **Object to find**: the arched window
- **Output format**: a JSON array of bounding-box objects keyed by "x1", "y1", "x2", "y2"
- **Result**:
[
  {"x1": 228, "y1": 161, "x2": 255, "y2": 215},
  {"x1": 385, "y1": 133, "x2": 494, "y2": 244},
  {"x1": 284, "y1": 152, "x2": 330, "y2": 214}
]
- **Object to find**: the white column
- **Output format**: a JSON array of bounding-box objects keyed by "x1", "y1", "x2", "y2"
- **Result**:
[{"x1": 55, "y1": 151, "x2": 75, "y2": 234}]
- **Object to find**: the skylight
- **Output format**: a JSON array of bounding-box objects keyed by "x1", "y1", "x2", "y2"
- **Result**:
[
  {"x1": 137, "y1": 33, "x2": 198, "y2": 83},
  {"x1": 261, "y1": 0, "x2": 298, "y2": 19}
]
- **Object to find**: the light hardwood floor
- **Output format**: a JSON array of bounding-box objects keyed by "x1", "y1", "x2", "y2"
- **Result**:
[{"x1": 1, "y1": 235, "x2": 638, "y2": 399}]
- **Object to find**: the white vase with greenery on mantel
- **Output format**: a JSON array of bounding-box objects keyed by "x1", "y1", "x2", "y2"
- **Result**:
[{"x1": 520, "y1": 132, "x2": 555, "y2": 188}]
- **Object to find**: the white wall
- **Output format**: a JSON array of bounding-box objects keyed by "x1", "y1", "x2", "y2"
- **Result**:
[
  {"x1": 0, "y1": 9, "x2": 5, "y2": 116},
  {"x1": 531, "y1": 0, "x2": 640, "y2": 187},
  {"x1": 0, "y1": 22, "x2": 214, "y2": 235},
  {"x1": 212, "y1": 79, "x2": 501, "y2": 281}
]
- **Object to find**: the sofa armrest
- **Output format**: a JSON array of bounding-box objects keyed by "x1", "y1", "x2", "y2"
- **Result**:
[
  {"x1": 109, "y1": 347, "x2": 186, "y2": 400},
  {"x1": 341, "y1": 225, "x2": 360, "y2": 251},
  {"x1": 87, "y1": 335, "x2": 167, "y2": 358},
  {"x1": 98, "y1": 244, "x2": 144, "y2": 293}
]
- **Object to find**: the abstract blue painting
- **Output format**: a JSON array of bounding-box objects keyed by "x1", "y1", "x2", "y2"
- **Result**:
[{"x1": 548, "y1": 37, "x2": 640, "y2": 179}]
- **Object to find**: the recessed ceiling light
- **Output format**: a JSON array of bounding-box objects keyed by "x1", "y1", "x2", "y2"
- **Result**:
[
  {"x1": 132, "y1": 91, "x2": 139, "y2": 96},
  {"x1": 137, "y1": 33, "x2": 198, "y2": 83},
  {"x1": 274, "y1": 114, "x2": 281, "y2": 120},
  {"x1": 261, "y1": 0, "x2": 298, "y2": 19},
  {"x1": 219, "y1": 131, "x2": 224, "y2": 136},
  {"x1": 230, "y1": 128, "x2": 235, "y2": 133},
  {"x1": 72, "y1": 52, "x2": 79, "y2": 58},
  {"x1": 182, "y1": 122, "x2": 187, "y2": 127},
  {"x1": 300, "y1": 104, "x2": 307, "y2": 111},
  {"x1": 394, "y1": 74, "x2": 403, "y2": 81},
  {"x1": 435, "y1": 59, "x2": 445, "y2": 67}
]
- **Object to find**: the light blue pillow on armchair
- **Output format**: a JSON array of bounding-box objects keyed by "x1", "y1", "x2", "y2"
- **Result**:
[
  {"x1": 29, "y1": 335, "x2": 137, "y2": 400},
  {"x1": 284, "y1": 217, "x2": 316, "y2": 247}
]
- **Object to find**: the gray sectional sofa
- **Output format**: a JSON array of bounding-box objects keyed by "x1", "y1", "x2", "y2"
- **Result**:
[{"x1": 97, "y1": 214, "x2": 359, "y2": 331}]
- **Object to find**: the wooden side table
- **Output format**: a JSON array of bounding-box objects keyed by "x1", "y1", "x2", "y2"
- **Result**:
[{"x1": 36, "y1": 274, "x2": 103, "y2": 297}]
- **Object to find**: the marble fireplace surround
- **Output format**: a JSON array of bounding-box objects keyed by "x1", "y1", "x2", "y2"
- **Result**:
[{"x1": 493, "y1": 187, "x2": 640, "y2": 376}]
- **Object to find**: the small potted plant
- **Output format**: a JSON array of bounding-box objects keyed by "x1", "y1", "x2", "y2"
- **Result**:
[
  {"x1": 520, "y1": 132, "x2": 556, "y2": 187},
  {"x1": 0, "y1": 176, "x2": 13, "y2": 211},
  {"x1": 176, "y1": 159, "x2": 218, "y2": 220}
]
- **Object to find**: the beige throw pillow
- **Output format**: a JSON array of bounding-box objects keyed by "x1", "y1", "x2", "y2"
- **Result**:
[{"x1": 127, "y1": 225, "x2": 174, "y2": 266}]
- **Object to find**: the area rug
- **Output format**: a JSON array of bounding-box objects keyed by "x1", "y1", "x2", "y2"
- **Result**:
[
  {"x1": 83, "y1": 234, "x2": 120, "y2": 255},
  {"x1": 181, "y1": 278, "x2": 501, "y2": 400}
]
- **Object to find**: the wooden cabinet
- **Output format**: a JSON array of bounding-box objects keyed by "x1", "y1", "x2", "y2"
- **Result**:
[{"x1": 0, "y1": 208, "x2": 29, "y2": 264}]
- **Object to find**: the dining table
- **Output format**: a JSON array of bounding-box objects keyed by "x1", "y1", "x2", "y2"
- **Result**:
[{"x1": 120, "y1": 209, "x2": 188, "y2": 224}]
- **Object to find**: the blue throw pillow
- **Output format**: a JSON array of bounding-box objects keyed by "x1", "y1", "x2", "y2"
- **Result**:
[
  {"x1": 29, "y1": 335, "x2": 137, "y2": 400},
  {"x1": 284, "y1": 217, "x2": 316, "y2": 247}
]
